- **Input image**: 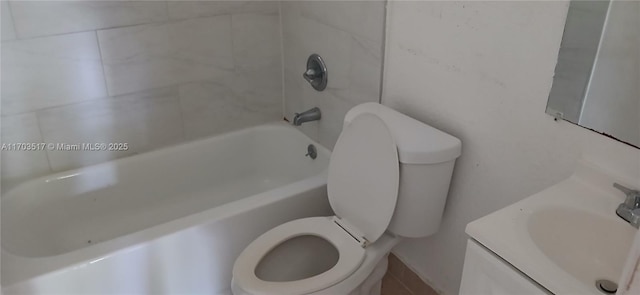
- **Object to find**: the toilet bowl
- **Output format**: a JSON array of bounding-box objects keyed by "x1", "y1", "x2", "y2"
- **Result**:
[
  {"x1": 232, "y1": 217, "x2": 365, "y2": 295},
  {"x1": 232, "y1": 103, "x2": 462, "y2": 295}
]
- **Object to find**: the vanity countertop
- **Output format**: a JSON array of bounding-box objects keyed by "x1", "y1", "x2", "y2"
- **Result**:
[{"x1": 466, "y1": 161, "x2": 638, "y2": 295}]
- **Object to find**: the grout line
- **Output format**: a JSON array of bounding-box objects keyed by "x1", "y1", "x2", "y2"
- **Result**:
[
  {"x1": 94, "y1": 30, "x2": 111, "y2": 97},
  {"x1": 229, "y1": 11, "x2": 238, "y2": 73},
  {"x1": 0, "y1": 83, "x2": 189, "y2": 118},
  {"x1": 378, "y1": 0, "x2": 389, "y2": 105},
  {"x1": 386, "y1": 271, "x2": 416, "y2": 295},
  {"x1": 3, "y1": 23, "x2": 145, "y2": 43},
  {"x1": 163, "y1": 0, "x2": 170, "y2": 20},
  {"x1": 173, "y1": 83, "x2": 188, "y2": 143},
  {"x1": 1, "y1": 96, "x2": 104, "y2": 118},
  {"x1": 388, "y1": 254, "x2": 415, "y2": 295},
  {"x1": 278, "y1": 1, "x2": 286, "y2": 119},
  {"x1": 5, "y1": 0, "x2": 19, "y2": 40},
  {"x1": 33, "y1": 111, "x2": 55, "y2": 173},
  {"x1": 2, "y1": 8, "x2": 254, "y2": 42},
  {"x1": 391, "y1": 253, "x2": 441, "y2": 295}
]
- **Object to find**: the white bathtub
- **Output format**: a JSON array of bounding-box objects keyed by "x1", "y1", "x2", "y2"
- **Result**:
[{"x1": 2, "y1": 123, "x2": 333, "y2": 294}]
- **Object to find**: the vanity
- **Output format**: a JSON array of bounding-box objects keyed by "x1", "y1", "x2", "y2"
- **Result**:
[{"x1": 460, "y1": 161, "x2": 638, "y2": 295}]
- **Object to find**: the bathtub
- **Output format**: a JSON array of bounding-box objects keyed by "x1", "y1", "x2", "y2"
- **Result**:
[{"x1": 1, "y1": 122, "x2": 333, "y2": 294}]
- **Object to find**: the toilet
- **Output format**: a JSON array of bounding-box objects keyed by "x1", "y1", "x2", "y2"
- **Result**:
[{"x1": 231, "y1": 103, "x2": 461, "y2": 295}]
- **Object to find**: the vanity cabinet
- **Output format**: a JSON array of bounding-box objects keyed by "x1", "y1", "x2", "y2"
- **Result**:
[{"x1": 460, "y1": 240, "x2": 550, "y2": 295}]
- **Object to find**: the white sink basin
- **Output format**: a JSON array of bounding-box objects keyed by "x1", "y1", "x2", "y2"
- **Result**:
[
  {"x1": 466, "y1": 161, "x2": 638, "y2": 295},
  {"x1": 527, "y1": 207, "x2": 636, "y2": 287}
]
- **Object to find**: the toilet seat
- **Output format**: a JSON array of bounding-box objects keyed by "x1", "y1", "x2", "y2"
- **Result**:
[{"x1": 232, "y1": 217, "x2": 366, "y2": 295}]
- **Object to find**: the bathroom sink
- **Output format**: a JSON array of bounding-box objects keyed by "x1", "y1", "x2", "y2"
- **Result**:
[
  {"x1": 527, "y1": 207, "x2": 636, "y2": 287},
  {"x1": 466, "y1": 161, "x2": 638, "y2": 295}
]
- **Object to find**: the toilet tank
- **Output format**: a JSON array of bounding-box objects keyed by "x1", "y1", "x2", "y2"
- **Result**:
[{"x1": 343, "y1": 103, "x2": 461, "y2": 238}]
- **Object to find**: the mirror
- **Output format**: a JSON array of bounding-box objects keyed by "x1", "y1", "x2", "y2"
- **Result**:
[{"x1": 546, "y1": 0, "x2": 639, "y2": 148}]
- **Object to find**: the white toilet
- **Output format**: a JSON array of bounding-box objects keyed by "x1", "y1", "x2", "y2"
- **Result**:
[{"x1": 231, "y1": 103, "x2": 461, "y2": 295}]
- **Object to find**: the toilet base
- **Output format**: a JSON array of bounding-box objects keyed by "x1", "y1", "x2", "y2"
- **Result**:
[{"x1": 345, "y1": 254, "x2": 388, "y2": 295}]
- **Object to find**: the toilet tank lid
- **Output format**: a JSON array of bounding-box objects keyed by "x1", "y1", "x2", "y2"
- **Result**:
[{"x1": 343, "y1": 103, "x2": 461, "y2": 164}]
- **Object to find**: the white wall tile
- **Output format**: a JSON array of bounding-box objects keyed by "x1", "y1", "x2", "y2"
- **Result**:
[
  {"x1": 38, "y1": 87, "x2": 184, "y2": 172},
  {"x1": 10, "y1": 1, "x2": 168, "y2": 39},
  {"x1": 232, "y1": 12, "x2": 281, "y2": 68},
  {"x1": 167, "y1": 0, "x2": 278, "y2": 20},
  {"x1": 283, "y1": 69, "x2": 319, "y2": 141},
  {"x1": 1, "y1": 1, "x2": 16, "y2": 41},
  {"x1": 2, "y1": 2, "x2": 286, "y2": 184},
  {"x1": 98, "y1": 16, "x2": 234, "y2": 96},
  {"x1": 328, "y1": 34, "x2": 383, "y2": 106},
  {"x1": 281, "y1": 1, "x2": 383, "y2": 149},
  {"x1": 228, "y1": 65, "x2": 282, "y2": 116},
  {"x1": 179, "y1": 82, "x2": 279, "y2": 140},
  {"x1": 283, "y1": 7, "x2": 352, "y2": 90},
  {"x1": 281, "y1": 3, "x2": 320, "y2": 140},
  {"x1": 298, "y1": 0, "x2": 385, "y2": 44},
  {"x1": 1, "y1": 113, "x2": 51, "y2": 190},
  {"x1": 230, "y1": 12, "x2": 282, "y2": 118},
  {"x1": 313, "y1": 87, "x2": 355, "y2": 149},
  {"x1": 1, "y1": 31, "x2": 107, "y2": 115},
  {"x1": 281, "y1": 2, "x2": 308, "y2": 77}
]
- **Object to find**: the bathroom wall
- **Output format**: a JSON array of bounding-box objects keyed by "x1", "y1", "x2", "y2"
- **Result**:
[
  {"x1": 383, "y1": 1, "x2": 640, "y2": 294},
  {"x1": 280, "y1": 0, "x2": 385, "y2": 149},
  {"x1": 1, "y1": 1, "x2": 282, "y2": 189}
]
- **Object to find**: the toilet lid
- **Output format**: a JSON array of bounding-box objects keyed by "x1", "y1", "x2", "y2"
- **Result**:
[{"x1": 328, "y1": 113, "x2": 399, "y2": 244}]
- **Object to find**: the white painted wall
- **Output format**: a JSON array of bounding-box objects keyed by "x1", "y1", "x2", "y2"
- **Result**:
[
  {"x1": 382, "y1": 1, "x2": 640, "y2": 294},
  {"x1": 580, "y1": 0, "x2": 640, "y2": 146}
]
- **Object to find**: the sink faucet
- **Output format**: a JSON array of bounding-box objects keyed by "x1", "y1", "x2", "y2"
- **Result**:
[
  {"x1": 292, "y1": 107, "x2": 321, "y2": 126},
  {"x1": 614, "y1": 183, "x2": 640, "y2": 228}
]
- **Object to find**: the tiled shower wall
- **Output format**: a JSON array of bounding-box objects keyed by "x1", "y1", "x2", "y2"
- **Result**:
[
  {"x1": 281, "y1": 1, "x2": 385, "y2": 149},
  {"x1": 1, "y1": 1, "x2": 282, "y2": 189}
]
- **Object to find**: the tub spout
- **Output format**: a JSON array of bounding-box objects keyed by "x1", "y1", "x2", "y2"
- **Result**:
[{"x1": 292, "y1": 107, "x2": 321, "y2": 126}]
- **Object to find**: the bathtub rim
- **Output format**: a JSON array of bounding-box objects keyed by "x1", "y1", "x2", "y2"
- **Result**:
[{"x1": 1, "y1": 121, "x2": 322, "y2": 199}]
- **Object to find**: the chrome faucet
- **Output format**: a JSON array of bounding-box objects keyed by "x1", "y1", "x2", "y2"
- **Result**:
[
  {"x1": 292, "y1": 107, "x2": 321, "y2": 126},
  {"x1": 614, "y1": 183, "x2": 640, "y2": 228}
]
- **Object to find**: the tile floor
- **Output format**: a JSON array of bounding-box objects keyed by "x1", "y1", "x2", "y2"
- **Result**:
[{"x1": 381, "y1": 254, "x2": 439, "y2": 295}]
